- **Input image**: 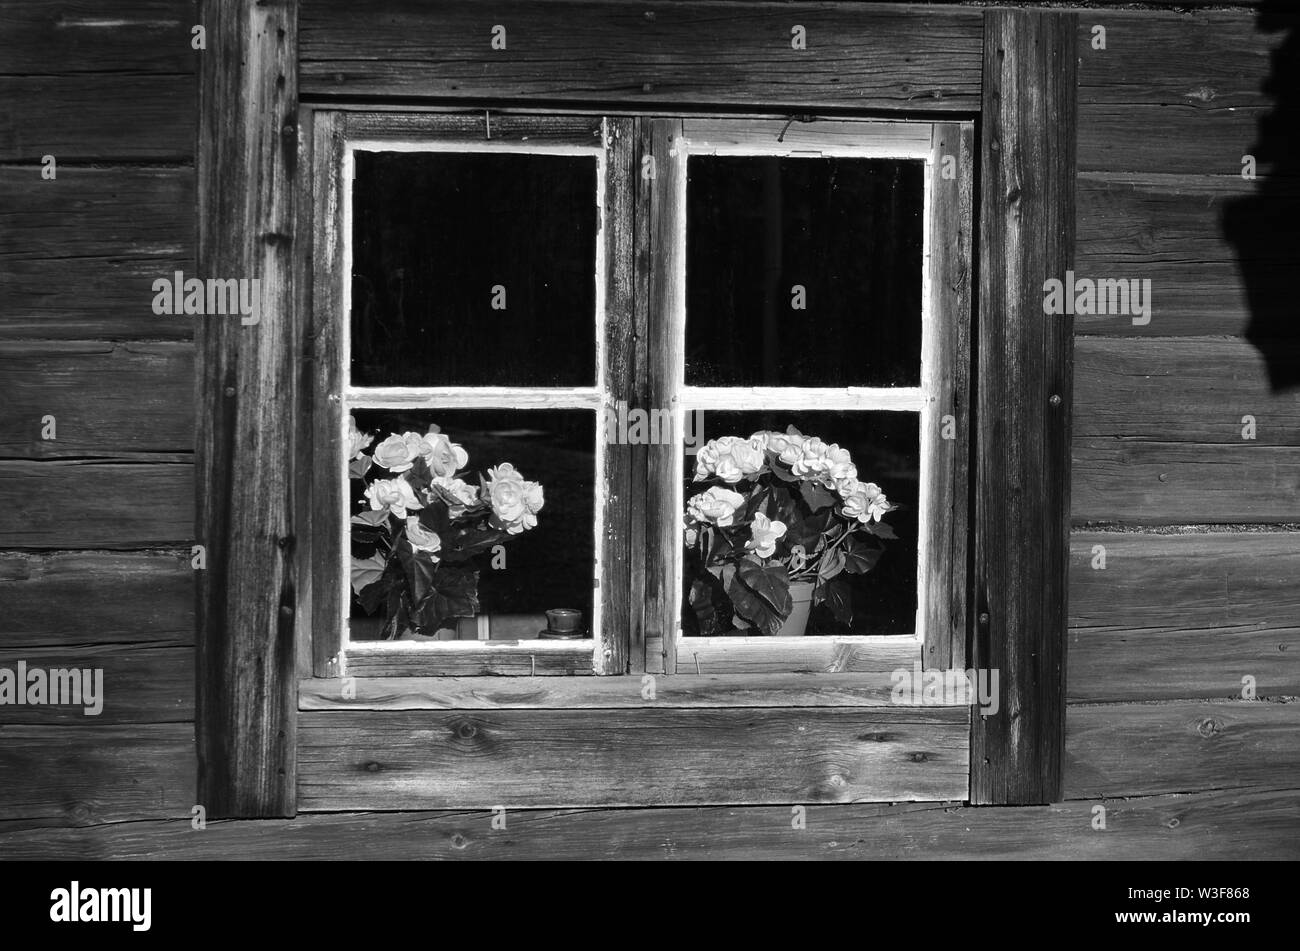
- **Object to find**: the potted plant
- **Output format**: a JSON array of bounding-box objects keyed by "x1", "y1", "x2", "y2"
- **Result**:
[
  {"x1": 347, "y1": 416, "x2": 544, "y2": 639},
  {"x1": 683, "y1": 427, "x2": 897, "y2": 636}
]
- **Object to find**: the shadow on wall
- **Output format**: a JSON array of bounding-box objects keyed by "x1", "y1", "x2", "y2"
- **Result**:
[{"x1": 1222, "y1": 2, "x2": 1300, "y2": 392}]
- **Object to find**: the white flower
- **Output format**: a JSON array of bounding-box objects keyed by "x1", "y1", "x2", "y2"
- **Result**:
[
  {"x1": 423, "y1": 427, "x2": 470, "y2": 477},
  {"x1": 840, "y1": 480, "x2": 890, "y2": 524},
  {"x1": 346, "y1": 415, "x2": 374, "y2": 460},
  {"x1": 744, "y1": 512, "x2": 787, "y2": 559},
  {"x1": 431, "y1": 476, "x2": 479, "y2": 517},
  {"x1": 364, "y1": 478, "x2": 424, "y2": 519},
  {"x1": 371, "y1": 432, "x2": 425, "y2": 473},
  {"x1": 694, "y1": 436, "x2": 765, "y2": 484},
  {"x1": 686, "y1": 486, "x2": 746, "y2": 527},
  {"x1": 405, "y1": 517, "x2": 442, "y2": 557},
  {"x1": 484, "y1": 463, "x2": 544, "y2": 534}
]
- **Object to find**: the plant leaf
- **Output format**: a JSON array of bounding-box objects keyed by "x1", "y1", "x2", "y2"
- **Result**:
[
  {"x1": 842, "y1": 536, "x2": 884, "y2": 574},
  {"x1": 824, "y1": 576, "x2": 853, "y2": 625},
  {"x1": 725, "y1": 569, "x2": 782, "y2": 636},
  {"x1": 350, "y1": 552, "x2": 387, "y2": 597},
  {"x1": 799, "y1": 479, "x2": 837, "y2": 511},
  {"x1": 348, "y1": 455, "x2": 373, "y2": 480},
  {"x1": 737, "y1": 558, "x2": 792, "y2": 618},
  {"x1": 817, "y1": 547, "x2": 846, "y2": 582}
]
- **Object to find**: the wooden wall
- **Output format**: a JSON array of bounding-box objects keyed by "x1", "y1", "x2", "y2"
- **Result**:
[{"x1": 1, "y1": 0, "x2": 1296, "y2": 857}]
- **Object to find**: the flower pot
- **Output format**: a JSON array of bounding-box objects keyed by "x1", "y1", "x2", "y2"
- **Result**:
[
  {"x1": 730, "y1": 580, "x2": 815, "y2": 636},
  {"x1": 776, "y1": 580, "x2": 815, "y2": 637}
]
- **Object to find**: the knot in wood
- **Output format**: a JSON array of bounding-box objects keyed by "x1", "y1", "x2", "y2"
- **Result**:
[{"x1": 1196, "y1": 717, "x2": 1223, "y2": 738}]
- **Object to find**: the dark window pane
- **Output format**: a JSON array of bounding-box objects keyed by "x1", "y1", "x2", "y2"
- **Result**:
[
  {"x1": 351, "y1": 152, "x2": 598, "y2": 387},
  {"x1": 348, "y1": 409, "x2": 595, "y2": 642},
  {"x1": 680, "y1": 410, "x2": 918, "y2": 637},
  {"x1": 686, "y1": 157, "x2": 924, "y2": 387}
]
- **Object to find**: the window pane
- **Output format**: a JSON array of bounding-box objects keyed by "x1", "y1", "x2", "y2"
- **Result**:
[
  {"x1": 685, "y1": 157, "x2": 924, "y2": 387},
  {"x1": 351, "y1": 152, "x2": 598, "y2": 387},
  {"x1": 348, "y1": 409, "x2": 596, "y2": 642},
  {"x1": 680, "y1": 410, "x2": 918, "y2": 637}
]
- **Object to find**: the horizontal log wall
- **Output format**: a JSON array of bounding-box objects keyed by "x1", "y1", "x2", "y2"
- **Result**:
[
  {"x1": 2, "y1": 0, "x2": 1297, "y2": 856},
  {"x1": 1067, "y1": 8, "x2": 1300, "y2": 801},
  {"x1": 0, "y1": 0, "x2": 198, "y2": 832}
]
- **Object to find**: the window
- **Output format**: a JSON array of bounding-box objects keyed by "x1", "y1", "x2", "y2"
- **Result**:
[{"x1": 311, "y1": 112, "x2": 971, "y2": 680}]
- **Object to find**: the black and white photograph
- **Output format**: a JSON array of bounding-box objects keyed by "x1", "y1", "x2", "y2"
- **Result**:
[{"x1": 0, "y1": 0, "x2": 1295, "y2": 922}]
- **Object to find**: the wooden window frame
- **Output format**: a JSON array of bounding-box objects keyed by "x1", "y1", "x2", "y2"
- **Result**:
[{"x1": 196, "y1": 0, "x2": 1075, "y2": 817}]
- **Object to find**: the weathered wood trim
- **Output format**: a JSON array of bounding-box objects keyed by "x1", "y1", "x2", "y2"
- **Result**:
[
  {"x1": 970, "y1": 10, "x2": 1077, "y2": 805},
  {"x1": 1068, "y1": 531, "x2": 1300, "y2": 703},
  {"x1": 299, "y1": 1, "x2": 983, "y2": 110},
  {"x1": 195, "y1": 0, "x2": 299, "y2": 817},
  {"x1": 299, "y1": 671, "x2": 956, "y2": 710},
  {"x1": 5, "y1": 788, "x2": 1299, "y2": 861},
  {"x1": 339, "y1": 645, "x2": 594, "y2": 678},
  {"x1": 922, "y1": 121, "x2": 974, "y2": 673},
  {"x1": 1065, "y1": 700, "x2": 1300, "y2": 800},
  {"x1": 298, "y1": 706, "x2": 970, "y2": 809}
]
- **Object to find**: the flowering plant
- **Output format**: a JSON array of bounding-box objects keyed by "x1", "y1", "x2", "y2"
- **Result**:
[
  {"x1": 683, "y1": 426, "x2": 897, "y2": 636},
  {"x1": 348, "y1": 416, "x2": 544, "y2": 638}
]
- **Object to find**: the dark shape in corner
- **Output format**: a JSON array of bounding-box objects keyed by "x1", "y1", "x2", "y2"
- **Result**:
[{"x1": 1222, "y1": 2, "x2": 1300, "y2": 392}]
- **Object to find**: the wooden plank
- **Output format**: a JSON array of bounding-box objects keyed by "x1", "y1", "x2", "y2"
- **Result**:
[
  {"x1": 1074, "y1": 337, "x2": 1300, "y2": 444},
  {"x1": 678, "y1": 637, "x2": 917, "y2": 676},
  {"x1": 1076, "y1": 11, "x2": 1290, "y2": 176},
  {"x1": 0, "y1": 644, "x2": 192, "y2": 724},
  {"x1": 341, "y1": 111, "x2": 604, "y2": 145},
  {"x1": 0, "y1": 167, "x2": 194, "y2": 341},
  {"x1": 645, "y1": 117, "x2": 682, "y2": 676},
  {"x1": 599, "y1": 117, "x2": 636, "y2": 675},
  {"x1": 922, "y1": 121, "x2": 973, "y2": 672},
  {"x1": 0, "y1": 75, "x2": 195, "y2": 162},
  {"x1": 0, "y1": 460, "x2": 193, "y2": 548},
  {"x1": 0, "y1": 342, "x2": 193, "y2": 458},
  {"x1": 0, "y1": 724, "x2": 194, "y2": 827},
  {"x1": 1069, "y1": 532, "x2": 1300, "y2": 703},
  {"x1": 299, "y1": 671, "x2": 937, "y2": 710},
  {"x1": 300, "y1": 1, "x2": 983, "y2": 110},
  {"x1": 1065, "y1": 701, "x2": 1300, "y2": 800},
  {"x1": 0, "y1": 0, "x2": 197, "y2": 74},
  {"x1": 1075, "y1": 173, "x2": 1299, "y2": 338},
  {"x1": 0, "y1": 550, "x2": 193, "y2": 647},
  {"x1": 298, "y1": 707, "x2": 970, "y2": 809},
  {"x1": 971, "y1": 10, "x2": 1077, "y2": 805},
  {"x1": 195, "y1": 0, "x2": 298, "y2": 817},
  {"x1": 341, "y1": 646, "x2": 594, "y2": 678},
  {"x1": 1072, "y1": 441, "x2": 1300, "y2": 525},
  {"x1": 4, "y1": 788, "x2": 1299, "y2": 861},
  {"x1": 627, "y1": 117, "x2": 651, "y2": 675}
]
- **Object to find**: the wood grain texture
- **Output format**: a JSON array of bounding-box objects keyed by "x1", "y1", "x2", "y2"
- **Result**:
[
  {"x1": 677, "y1": 637, "x2": 917, "y2": 676},
  {"x1": 0, "y1": 724, "x2": 194, "y2": 827},
  {"x1": 0, "y1": 342, "x2": 193, "y2": 458},
  {"x1": 341, "y1": 646, "x2": 595, "y2": 678},
  {"x1": 0, "y1": 75, "x2": 195, "y2": 162},
  {"x1": 0, "y1": 167, "x2": 194, "y2": 340},
  {"x1": 1069, "y1": 532, "x2": 1300, "y2": 703},
  {"x1": 298, "y1": 707, "x2": 969, "y2": 809},
  {"x1": 0, "y1": 550, "x2": 193, "y2": 648},
  {"x1": 1065, "y1": 701, "x2": 1300, "y2": 800},
  {"x1": 922, "y1": 121, "x2": 973, "y2": 672},
  {"x1": 0, "y1": 460, "x2": 193, "y2": 548},
  {"x1": 0, "y1": 644, "x2": 191, "y2": 724},
  {"x1": 971, "y1": 10, "x2": 1077, "y2": 805},
  {"x1": 195, "y1": 0, "x2": 298, "y2": 817},
  {"x1": 0, "y1": 0, "x2": 198, "y2": 75},
  {"x1": 6, "y1": 788, "x2": 1297, "y2": 860},
  {"x1": 300, "y1": 1, "x2": 983, "y2": 110},
  {"x1": 600, "y1": 117, "x2": 637, "y2": 675},
  {"x1": 1077, "y1": 11, "x2": 1288, "y2": 176},
  {"x1": 1074, "y1": 173, "x2": 1295, "y2": 337},
  {"x1": 645, "y1": 117, "x2": 682, "y2": 676},
  {"x1": 299, "y1": 671, "x2": 938, "y2": 710}
]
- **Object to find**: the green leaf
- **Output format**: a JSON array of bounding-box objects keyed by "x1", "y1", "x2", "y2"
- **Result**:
[
  {"x1": 350, "y1": 552, "x2": 387, "y2": 598},
  {"x1": 866, "y1": 521, "x2": 897, "y2": 540},
  {"x1": 348, "y1": 455, "x2": 373, "y2": 480},
  {"x1": 799, "y1": 479, "x2": 837, "y2": 511},
  {"x1": 411, "y1": 563, "x2": 480, "y2": 632},
  {"x1": 351, "y1": 509, "x2": 390, "y2": 528},
  {"x1": 737, "y1": 558, "x2": 792, "y2": 618},
  {"x1": 725, "y1": 569, "x2": 782, "y2": 636},
  {"x1": 817, "y1": 547, "x2": 846, "y2": 582},
  {"x1": 842, "y1": 536, "x2": 884, "y2": 574},
  {"x1": 823, "y1": 576, "x2": 853, "y2": 626},
  {"x1": 404, "y1": 455, "x2": 433, "y2": 496}
]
